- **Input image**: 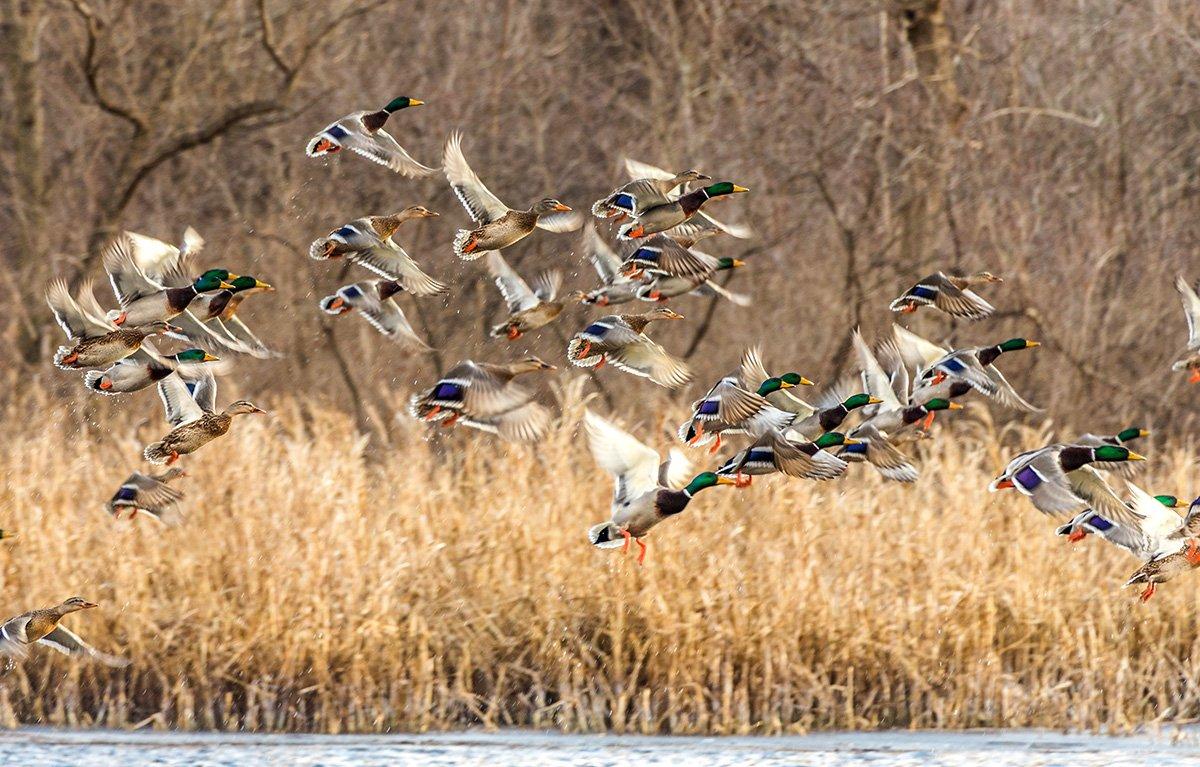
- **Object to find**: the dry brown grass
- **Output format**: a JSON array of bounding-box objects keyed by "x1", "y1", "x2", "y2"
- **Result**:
[{"x1": 1, "y1": 382, "x2": 1199, "y2": 734}]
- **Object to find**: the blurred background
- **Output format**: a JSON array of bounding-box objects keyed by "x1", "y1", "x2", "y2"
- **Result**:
[{"x1": 2, "y1": 0, "x2": 1198, "y2": 431}]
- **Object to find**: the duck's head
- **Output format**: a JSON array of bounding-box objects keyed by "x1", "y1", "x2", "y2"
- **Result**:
[
  {"x1": 997, "y1": 337, "x2": 1040, "y2": 352},
  {"x1": 781, "y1": 372, "x2": 815, "y2": 387},
  {"x1": 676, "y1": 169, "x2": 712, "y2": 183},
  {"x1": 194, "y1": 271, "x2": 236, "y2": 292},
  {"x1": 532, "y1": 198, "x2": 573, "y2": 215},
  {"x1": 814, "y1": 432, "x2": 859, "y2": 448},
  {"x1": 140, "y1": 320, "x2": 181, "y2": 336},
  {"x1": 172, "y1": 349, "x2": 219, "y2": 363},
  {"x1": 683, "y1": 471, "x2": 737, "y2": 496},
  {"x1": 701, "y1": 182, "x2": 750, "y2": 198},
  {"x1": 970, "y1": 271, "x2": 1004, "y2": 284},
  {"x1": 512, "y1": 356, "x2": 557, "y2": 375},
  {"x1": 383, "y1": 96, "x2": 423, "y2": 112},
  {"x1": 226, "y1": 400, "x2": 266, "y2": 417},
  {"x1": 228, "y1": 275, "x2": 274, "y2": 293},
  {"x1": 757, "y1": 375, "x2": 812, "y2": 395},
  {"x1": 400, "y1": 205, "x2": 439, "y2": 221},
  {"x1": 1093, "y1": 445, "x2": 1145, "y2": 463},
  {"x1": 1116, "y1": 427, "x2": 1150, "y2": 443},
  {"x1": 716, "y1": 257, "x2": 747, "y2": 271},
  {"x1": 0, "y1": 530, "x2": 15, "y2": 541},
  {"x1": 1153, "y1": 495, "x2": 1189, "y2": 508},
  {"x1": 60, "y1": 596, "x2": 98, "y2": 613},
  {"x1": 646, "y1": 307, "x2": 685, "y2": 321},
  {"x1": 923, "y1": 398, "x2": 964, "y2": 413},
  {"x1": 842, "y1": 393, "x2": 883, "y2": 411}
]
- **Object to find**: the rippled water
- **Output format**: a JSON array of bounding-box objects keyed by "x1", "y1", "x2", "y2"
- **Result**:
[{"x1": 1, "y1": 728, "x2": 1196, "y2": 766}]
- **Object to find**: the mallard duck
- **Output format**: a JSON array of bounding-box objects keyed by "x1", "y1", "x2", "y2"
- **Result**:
[
  {"x1": 782, "y1": 393, "x2": 881, "y2": 442},
  {"x1": 617, "y1": 181, "x2": 749, "y2": 240},
  {"x1": 618, "y1": 234, "x2": 748, "y2": 303},
  {"x1": 143, "y1": 371, "x2": 266, "y2": 465},
  {"x1": 309, "y1": 207, "x2": 446, "y2": 295},
  {"x1": 408, "y1": 357, "x2": 556, "y2": 442},
  {"x1": 677, "y1": 376, "x2": 798, "y2": 454},
  {"x1": 574, "y1": 223, "x2": 649, "y2": 306},
  {"x1": 166, "y1": 275, "x2": 277, "y2": 358},
  {"x1": 1073, "y1": 427, "x2": 1150, "y2": 478},
  {"x1": 47, "y1": 279, "x2": 177, "y2": 370},
  {"x1": 593, "y1": 167, "x2": 710, "y2": 219},
  {"x1": 890, "y1": 325, "x2": 1040, "y2": 411},
  {"x1": 611, "y1": 159, "x2": 753, "y2": 240},
  {"x1": 1056, "y1": 484, "x2": 1193, "y2": 556},
  {"x1": 566, "y1": 308, "x2": 692, "y2": 388},
  {"x1": 584, "y1": 409, "x2": 735, "y2": 564},
  {"x1": 102, "y1": 234, "x2": 235, "y2": 327},
  {"x1": 889, "y1": 271, "x2": 1003, "y2": 320},
  {"x1": 718, "y1": 430, "x2": 854, "y2": 485},
  {"x1": 0, "y1": 597, "x2": 128, "y2": 667},
  {"x1": 85, "y1": 348, "x2": 218, "y2": 395},
  {"x1": 320, "y1": 280, "x2": 432, "y2": 350},
  {"x1": 106, "y1": 467, "x2": 186, "y2": 525},
  {"x1": 306, "y1": 96, "x2": 436, "y2": 176},
  {"x1": 443, "y1": 132, "x2": 580, "y2": 259},
  {"x1": 1125, "y1": 536, "x2": 1200, "y2": 602},
  {"x1": 1173, "y1": 275, "x2": 1200, "y2": 382},
  {"x1": 485, "y1": 252, "x2": 564, "y2": 339},
  {"x1": 989, "y1": 443, "x2": 1144, "y2": 518}
]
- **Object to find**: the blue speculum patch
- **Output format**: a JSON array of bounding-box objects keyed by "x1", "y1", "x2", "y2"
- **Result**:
[
  {"x1": 843, "y1": 443, "x2": 868, "y2": 455},
  {"x1": 327, "y1": 124, "x2": 349, "y2": 139},
  {"x1": 343, "y1": 285, "x2": 362, "y2": 299},
  {"x1": 697, "y1": 400, "x2": 720, "y2": 416},
  {"x1": 613, "y1": 193, "x2": 635, "y2": 211},
  {"x1": 1085, "y1": 514, "x2": 1114, "y2": 532},
  {"x1": 582, "y1": 324, "x2": 608, "y2": 337},
  {"x1": 1014, "y1": 466, "x2": 1042, "y2": 490},
  {"x1": 746, "y1": 449, "x2": 773, "y2": 463},
  {"x1": 433, "y1": 382, "x2": 462, "y2": 401},
  {"x1": 114, "y1": 487, "x2": 137, "y2": 501},
  {"x1": 911, "y1": 285, "x2": 936, "y2": 299},
  {"x1": 632, "y1": 248, "x2": 658, "y2": 262},
  {"x1": 334, "y1": 226, "x2": 357, "y2": 239},
  {"x1": 942, "y1": 358, "x2": 967, "y2": 373}
]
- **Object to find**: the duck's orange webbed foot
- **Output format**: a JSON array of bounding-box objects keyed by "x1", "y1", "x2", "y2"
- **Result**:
[
  {"x1": 424, "y1": 405, "x2": 442, "y2": 421},
  {"x1": 708, "y1": 434, "x2": 722, "y2": 455},
  {"x1": 595, "y1": 355, "x2": 607, "y2": 369},
  {"x1": 1139, "y1": 583, "x2": 1157, "y2": 603},
  {"x1": 1067, "y1": 529, "x2": 1088, "y2": 543},
  {"x1": 620, "y1": 528, "x2": 632, "y2": 554},
  {"x1": 635, "y1": 537, "x2": 647, "y2": 566},
  {"x1": 441, "y1": 412, "x2": 460, "y2": 428}
]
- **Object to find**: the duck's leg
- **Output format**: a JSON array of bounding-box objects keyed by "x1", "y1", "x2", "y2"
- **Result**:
[
  {"x1": 1190, "y1": 368, "x2": 1200, "y2": 384},
  {"x1": 507, "y1": 325, "x2": 522, "y2": 340},
  {"x1": 166, "y1": 451, "x2": 180, "y2": 466},
  {"x1": 1066, "y1": 529, "x2": 1088, "y2": 543},
  {"x1": 441, "y1": 412, "x2": 460, "y2": 428},
  {"x1": 620, "y1": 528, "x2": 632, "y2": 554},
  {"x1": 576, "y1": 341, "x2": 592, "y2": 360},
  {"x1": 635, "y1": 538, "x2": 647, "y2": 566},
  {"x1": 708, "y1": 434, "x2": 722, "y2": 455},
  {"x1": 595, "y1": 355, "x2": 607, "y2": 369},
  {"x1": 922, "y1": 412, "x2": 936, "y2": 430},
  {"x1": 688, "y1": 421, "x2": 705, "y2": 446},
  {"x1": 424, "y1": 405, "x2": 442, "y2": 421},
  {"x1": 1139, "y1": 582, "x2": 1157, "y2": 602}
]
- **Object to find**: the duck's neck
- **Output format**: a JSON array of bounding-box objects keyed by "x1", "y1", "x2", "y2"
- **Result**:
[
  {"x1": 1060, "y1": 446, "x2": 1097, "y2": 473},
  {"x1": 819, "y1": 405, "x2": 849, "y2": 432},
  {"x1": 976, "y1": 344, "x2": 1006, "y2": 367},
  {"x1": 676, "y1": 188, "x2": 710, "y2": 216},
  {"x1": 167, "y1": 285, "x2": 199, "y2": 310},
  {"x1": 377, "y1": 280, "x2": 405, "y2": 301}
]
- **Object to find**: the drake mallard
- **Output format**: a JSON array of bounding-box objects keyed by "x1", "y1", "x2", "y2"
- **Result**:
[
  {"x1": 888, "y1": 325, "x2": 1040, "y2": 411},
  {"x1": 617, "y1": 234, "x2": 747, "y2": 302},
  {"x1": 320, "y1": 279, "x2": 432, "y2": 350},
  {"x1": 408, "y1": 357, "x2": 556, "y2": 442},
  {"x1": 485, "y1": 252, "x2": 563, "y2": 339},
  {"x1": 574, "y1": 223, "x2": 648, "y2": 307},
  {"x1": 306, "y1": 96, "x2": 436, "y2": 176},
  {"x1": 1173, "y1": 275, "x2": 1200, "y2": 383},
  {"x1": 1055, "y1": 484, "x2": 1193, "y2": 557},
  {"x1": 167, "y1": 274, "x2": 277, "y2": 359},
  {"x1": 584, "y1": 409, "x2": 735, "y2": 564},
  {"x1": 782, "y1": 392, "x2": 881, "y2": 442},
  {"x1": 617, "y1": 181, "x2": 749, "y2": 241},
  {"x1": 988, "y1": 443, "x2": 1144, "y2": 518},
  {"x1": 0, "y1": 597, "x2": 128, "y2": 667},
  {"x1": 106, "y1": 467, "x2": 186, "y2": 525},
  {"x1": 1073, "y1": 427, "x2": 1150, "y2": 478},
  {"x1": 443, "y1": 132, "x2": 580, "y2": 259},
  {"x1": 47, "y1": 279, "x2": 177, "y2": 370},
  {"x1": 309, "y1": 206, "x2": 447, "y2": 295},
  {"x1": 717, "y1": 430, "x2": 854, "y2": 485},
  {"x1": 566, "y1": 308, "x2": 692, "y2": 388},
  {"x1": 677, "y1": 376, "x2": 798, "y2": 454},
  {"x1": 143, "y1": 371, "x2": 266, "y2": 465},
  {"x1": 889, "y1": 271, "x2": 1003, "y2": 320},
  {"x1": 85, "y1": 348, "x2": 218, "y2": 396},
  {"x1": 101, "y1": 234, "x2": 235, "y2": 328},
  {"x1": 592, "y1": 167, "x2": 710, "y2": 220},
  {"x1": 609, "y1": 159, "x2": 753, "y2": 241}
]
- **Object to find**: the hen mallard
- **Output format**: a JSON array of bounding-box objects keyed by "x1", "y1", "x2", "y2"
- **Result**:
[
  {"x1": 144, "y1": 371, "x2": 266, "y2": 465},
  {"x1": 101, "y1": 234, "x2": 234, "y2": 328},
  {"x1": 989, "y1": 443, "x2": 1144, "y2": 518},
  {"x1": 408, "y1": 357, "x2": 556, "y2": 442},
  {"x1": 1174, "y1": 275, "x2": 1200, "y2": 383},
  {"x1": 306, "y1": 96, "x2": 436, "y2": 176},
  {"x1": 0, "y1": 597, "x2": 128, "y2": 667},
  {"x1": 443, "y1": 132, "x2": 580, "y2": 259},
  {"x1": 1125, "y1": 536, "x2": 1200, "y2": 602},
  {"x1": 593, "y1": 167, "x2": 710, "y2": 219},
  {"x1": 320, "y1": 279, "x2": 432, "y2": 350},
  {"x1": 309, "y1": 206, "x2": 446, "y2": 295},
  {"x1": 106, "y1": 467, "x2": 186, "y2": 525},
  {"x1": 584, "y1": 409, "x2": 735, "y2": 565},
  {"x1": 85, "y1": 348, "x2": 218, "y2": 395},
  {"x1": 607, "y1": 159, "x2": 753, "y2": 241},
  {"x1": 617, "y1": 181, "x2": 749, "y2": 240},
  {"x1": 485, "y1": 251, "x2": 564, "y2": 339},
  {"x1": 889, "y1": 271, "x2": 1003, "y2": 320},
  {"x1": 566, "y1": 308, "x2": 692, "y2": 388},
  {"x1": 1055, "y1": 484, "x2": 1192, "y2": 556},
  {"x1": 718, "y1": 430, "x2": 855, "y2": 485},
  {"x1": 888, "y1": 325, "x2": 1040, "y2": 411},
  {"x1": 47, "y1": 279, "x2": 177, "y2": 370}
]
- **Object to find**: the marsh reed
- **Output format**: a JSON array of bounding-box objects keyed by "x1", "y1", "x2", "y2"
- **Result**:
[{"x1": 1, "y1": 380, "x2": 1198, "y2": 734}]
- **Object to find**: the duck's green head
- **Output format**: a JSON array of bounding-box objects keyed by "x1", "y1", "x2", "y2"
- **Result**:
[
  {"x1": 757, "y1": 376, "x2": 800, "y2": 395},
  {"x1": 1117, "y1": 427, "x2": 1150, "y2": 443},
  {"x1": 684, "y1": 471, "x2": 737, "y2": 495},
  {"x1": 780, "y1": 372, "x2": 815, "y2": 387},
  {"x1": 384, "y1": 96, "x2": 423, "y2": 112},
  {"x1": 702, "y1": 182, "x2": 750, "y2": 198},
  {"x1": 924, "y1": 398, "x2": 964, "y2": 412},
  {"x1": 229, "y1": 275, "x2": 274, "y2": 292},
  {"x1": 193, "y1": 270, "x2": 236, "y2": 292},
  {"x1": 172, "y1": 349, "x2": 218, "y2": 363},
  {"x1": 842, "y1": 393, "x2": 883, "y2": 411},
  {"x1": 1153, "y1": 495, "x2": 1188, "y2": 508},
  {"x1": 716, "y1": 257, "x2": 747, "y2": 271},
  {"x1": 998, "y1": 338, "x2": 1040, "y2": 352},
  {"x1": 1093, "y1": 445, "x2": 1145, "y2": 463},
  {"x1": 814, "y1": 432, "x2": 858, "y2": 448}
]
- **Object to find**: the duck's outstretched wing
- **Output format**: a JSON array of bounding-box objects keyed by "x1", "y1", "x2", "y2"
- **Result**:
[{"x1": 443, "y1": 132, "x2": 509, "y2": 225}]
